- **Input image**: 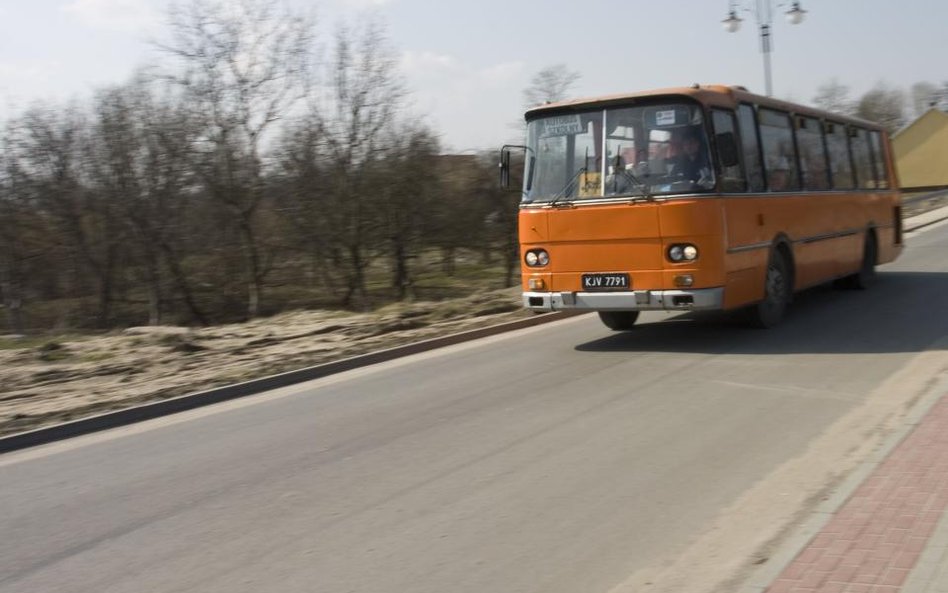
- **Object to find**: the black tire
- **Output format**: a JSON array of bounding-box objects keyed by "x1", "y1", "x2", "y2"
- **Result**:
[
  {"x1": 848, "y1": 232, "x2": 878, "y2": 290},
  {"x1": 598, "y1": 310, "x2": 640, "y2": 331},
  {"x1": 746, "y1": 250, "x2": 791, "y2": 329}
]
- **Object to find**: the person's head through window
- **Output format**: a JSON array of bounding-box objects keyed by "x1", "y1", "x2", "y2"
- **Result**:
[
  {"x1": 669, "y1": 126, "x2": 711, "y2": 186},
  {"x1": 680, "y1": 127, "x2": 703, "y2": 162}
]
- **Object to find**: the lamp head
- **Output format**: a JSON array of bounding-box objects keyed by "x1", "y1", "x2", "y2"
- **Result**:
[
  {"x1": 722, "y1": 9, "x2": 743, "y2": 32},
  {"x1": 785, "y1": 2, "x2": 807, "y2": 25}
]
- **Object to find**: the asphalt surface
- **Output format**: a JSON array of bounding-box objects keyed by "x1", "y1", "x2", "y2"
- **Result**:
[{"x1": 2, "y1": 223, "x2": 947, "y2": 593}]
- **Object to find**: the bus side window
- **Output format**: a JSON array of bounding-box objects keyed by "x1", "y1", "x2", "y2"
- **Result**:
[
  {"x1": 711, "y1": 109, "x2": 746, "y2": 192},
  {"x1": 737, "y1": 104, "x2": 765, "y2": 192},
  {"x1": 758, "y1": 108, "x2": 800, "y2": 192},
  {"x1": 795, "y1": 116, "x2": 830, "y2": 190},
  {"x1": 849, "y1": 127, "x2": 876, "y2": 189},
  {"x1": 824, "y1": 121, "x2": 855, "y2": 190},
  {"x1": 869, "y1": 131, "x2": 890, "y2": 189}
]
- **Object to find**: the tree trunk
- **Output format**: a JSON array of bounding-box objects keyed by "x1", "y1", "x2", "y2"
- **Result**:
[
  {"x1": 146, "y1": 255, "x2": 161, "y2": 326},
  {"x1": 94, "y1": 243, "x2": 118, "y2": 329},
  {"x1": 392, "y1": 241, "x2": 414, "y2": 301},
  {"x1": 238, "y1": 217, "x2": 263, "y2": 319},
  {"x1": 346, "y1": 244, "x2": 368, "y2": 310},
  {"x1": 158, "y1": 241, "x2": 209, "y2": 326},
  {"x1": 97, "y1": 269, "x2": 114, "y2": 329}
]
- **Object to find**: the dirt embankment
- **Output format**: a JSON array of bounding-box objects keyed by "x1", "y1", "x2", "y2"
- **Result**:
[{"x1": 0, "y1": 289, "x2": 532, "y2": 437}]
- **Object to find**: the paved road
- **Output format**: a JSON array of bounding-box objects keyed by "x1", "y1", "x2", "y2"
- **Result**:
[{"x1": 2, "y1": 224, "x2": 948, "y2": 593}]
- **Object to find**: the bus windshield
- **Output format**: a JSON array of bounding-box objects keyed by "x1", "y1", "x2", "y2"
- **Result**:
[{"x1": 522, "y1": 101, "x2": 715, "y2": 203}]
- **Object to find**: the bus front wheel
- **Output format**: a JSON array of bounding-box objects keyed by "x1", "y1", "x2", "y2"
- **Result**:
[
  {"x1": 598, "y1": 311, "x2": 640, "y2": 331},
  {"x1": 746, "y1": 250, "x2": 791, "y2": 329}
]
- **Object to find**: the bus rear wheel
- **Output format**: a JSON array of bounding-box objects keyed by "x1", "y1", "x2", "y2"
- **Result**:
[
  {"x1": 746, "y1": 250, "x2": 791, "y2": 329},
  {"x1": 846, "y1": 232, "x2": 878, "y2": 290},
  {"x1": 598, "y1": 311, "x2": 640, "y2": 331}
]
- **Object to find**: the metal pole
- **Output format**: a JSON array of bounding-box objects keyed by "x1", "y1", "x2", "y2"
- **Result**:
[
  {"x1": 761, "y1": 23, "x2": 773, "y2": 96},
  {"x1": 757, "y1": 0, "x2": 774, "y2": 96}
]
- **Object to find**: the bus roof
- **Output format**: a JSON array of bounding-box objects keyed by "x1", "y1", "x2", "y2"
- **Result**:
[{"x1": 524, "y1": 84, "x2": 884, "y2": 131}]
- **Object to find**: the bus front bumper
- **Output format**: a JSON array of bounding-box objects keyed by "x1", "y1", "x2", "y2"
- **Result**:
[{"x1": 522, "y1": 288, "x2": 724, "y2": 312}]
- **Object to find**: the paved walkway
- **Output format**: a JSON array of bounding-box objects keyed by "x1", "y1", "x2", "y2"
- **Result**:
[{"x1": 763, "y1": 393, "x2": 948, "y2": 593}]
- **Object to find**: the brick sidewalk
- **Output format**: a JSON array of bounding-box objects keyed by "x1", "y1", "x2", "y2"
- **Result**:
[{"x1": 766, "y1": 396, "x2": 948, "y2": 593}]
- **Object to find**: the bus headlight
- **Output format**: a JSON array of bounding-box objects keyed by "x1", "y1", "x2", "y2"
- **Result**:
[
  {"x1": 524, "y1": 249, "x2": 550, "y2": 267},
  {"x1": 668, "y1": 244, "x2": 699, "y2": 262}
]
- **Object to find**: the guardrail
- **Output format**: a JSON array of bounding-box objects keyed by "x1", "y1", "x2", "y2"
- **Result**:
[
  {"x1": 902, "y1": 185, "x2": 948, "y2": 194},
  {"x1": 900, "y1": 185, "x2": 948, "y2": 204},
  {"x1": 903, "y1": 187, "x2": 948, "y2": 206}
]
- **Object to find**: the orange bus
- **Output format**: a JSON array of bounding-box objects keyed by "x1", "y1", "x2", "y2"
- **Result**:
[{"x1": 501, "y1": 84, "x2": 902, "y2": 329}]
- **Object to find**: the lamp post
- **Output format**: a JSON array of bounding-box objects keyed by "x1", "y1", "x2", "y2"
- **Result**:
[{"x1": 722, "y1": 1, "x2": 807, "y2": 97}]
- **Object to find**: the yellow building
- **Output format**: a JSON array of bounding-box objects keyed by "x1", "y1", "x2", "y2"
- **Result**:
[{"x1": 892, "y1": 108, "x2": 948, "y2": 189}]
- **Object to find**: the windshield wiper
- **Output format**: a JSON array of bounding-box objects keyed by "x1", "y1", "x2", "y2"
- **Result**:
[
  {"x1": 611, "y1": 146, "x2": 652, "y2": 201},
  {"x1": 549, "y1": 165, "x2": 587, "y2": 206}
]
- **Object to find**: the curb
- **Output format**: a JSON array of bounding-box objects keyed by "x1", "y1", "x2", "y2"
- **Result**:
[
  {"x1": 0, "y1": 311, "x2": 580, "y2": 454},
  {"x1": 904, "y1": 202, "x2": 948, "y2": 233},
  {"x1": 906, "y1": 214, "x2": 948, "y2": 233}
]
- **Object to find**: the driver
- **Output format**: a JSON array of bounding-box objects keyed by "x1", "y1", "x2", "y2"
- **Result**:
[{"x1": 669, "y1": 127, "x2": 712, "y2": 187}]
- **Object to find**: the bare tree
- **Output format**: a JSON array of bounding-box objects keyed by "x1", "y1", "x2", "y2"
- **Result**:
[
  {"x1": 290, "y1": 19, "x2": 404, "y2": 309},
  {"x1": 158, "y1": 0, "x2": 314, "y2": 318},
  {"x1": 375, "y1": 122, "x2": 440, "y2": 300},
  {"x1": 89, "y1": 78, "x2": 211, "y2": 325},
  {"x1": 0, "y1": 132, "x2": 30, "y2": 333},
  {"x1": 9, "y1": 105, "x2": 128, "y2": 327},
  {"x1": 274, "y1": 119, "x2": 342, "y2": 296},
  {"x1": 425, "y1": 154, "x2": 492, "y2": 277},
  {"x1": 911, "y1": 81, "x2": 939, "y2": 119},
  {"x1": 812, "y1": 79, "x2": 855, "y2": 116},
  {"x1": 522, "y1": 64, "x2": 581, "y2": 110},
  {"x1": 856, "y1": 83, "x2": 906, "y2": 133}
]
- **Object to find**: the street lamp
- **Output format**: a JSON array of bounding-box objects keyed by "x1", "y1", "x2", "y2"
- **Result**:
[{"x1": 722, "y1": 1, "x2": 807, "y2": 97}]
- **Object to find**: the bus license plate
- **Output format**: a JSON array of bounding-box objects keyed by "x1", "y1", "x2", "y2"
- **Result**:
[{"x1": 581, "y1": 273, "x2": 630, "y2": 291}]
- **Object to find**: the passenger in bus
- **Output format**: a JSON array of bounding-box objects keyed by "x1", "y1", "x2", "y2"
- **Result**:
[{"x1": 669, "y1": 127, "x2": 712, "y2": 188}]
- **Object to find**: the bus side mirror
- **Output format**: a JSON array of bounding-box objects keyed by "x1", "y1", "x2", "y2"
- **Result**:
[
  {"x1": 500, "y1": 148, "x2": 512, "y2": 187},
  {"x1": 500, "y1": 145, "x2": 529, "y2": 191},
  {"x1": 716, "y1": 132, "x2": 739, "y2": 168}
]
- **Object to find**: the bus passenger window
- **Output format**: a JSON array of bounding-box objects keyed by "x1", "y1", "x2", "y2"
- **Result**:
[
  {"x1": 850, "y1": 127, "x2": 876, "y2": 189},
  {"x1": 737, "y1": 104, "x2": 765, "y2": 192},
  {"x1": 869, "y1": 131, "x2": 890, "y2": 189},
  {"x1": 769, "y1": 158, "x2": 791, "y2": 191},
  {"x1": 869, "y1": 131, "x2": 889, "y2": 189},
  {"x1": 824, "y1": 122, "x2": 855, "y2": 190},
  {"x1": 795, "y1": 116, "x2": 830, "y2": 190},
  {"x1": 758, "y1": 108, "x2": 799, "y2": 192},
  {"x1": 712, "y1": 109, "x2": 747, "y2": 192}
]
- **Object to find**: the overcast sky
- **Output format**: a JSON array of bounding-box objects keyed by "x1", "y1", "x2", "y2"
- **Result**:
[{"x1": 1, "y1": 0, "x2": 944, "y2": 152}]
